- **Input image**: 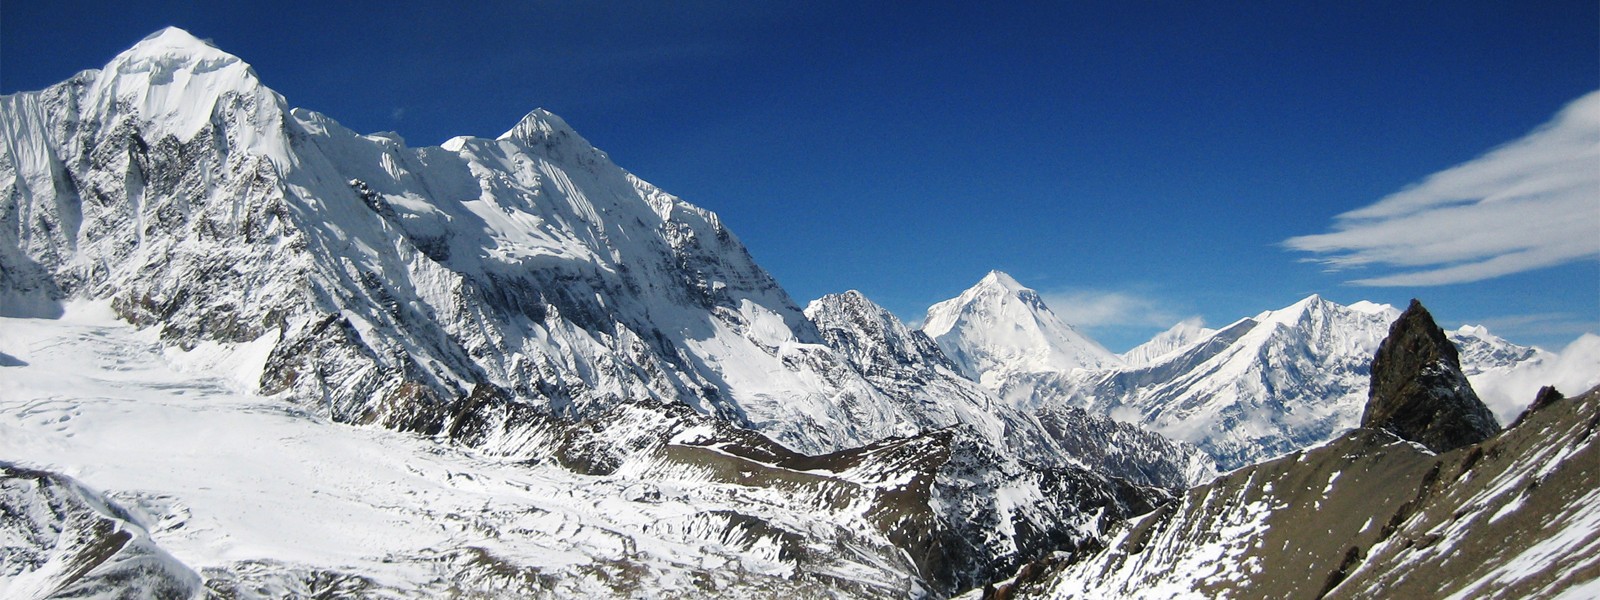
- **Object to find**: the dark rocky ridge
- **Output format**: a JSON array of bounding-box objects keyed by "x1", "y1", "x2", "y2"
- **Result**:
[
  {"x1": 989, "y1": 384, "x2": 1600, "y2": 599},
  {"x1": 1361, "y1": 299, "x2": 1500, "y2": 453}
]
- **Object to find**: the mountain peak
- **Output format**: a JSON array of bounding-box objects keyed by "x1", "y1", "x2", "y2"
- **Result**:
[
  {"x1": 131, "y1": 26, "x2": 216, "y2": 53},
  {"x1": 922, "y1": 272, "x2": 1119, "y2": 382},
  {"x1": 498, "y1": 107, "x2": 588, "y2": 146},
  {"x1": 83, "y1": 27, "x2": 283, "y2": 158},
  {"x1": 116, "y1": 27, "x2": 241, "y2": 72},
  {"x1": 1120, "y1": 317, "x2": 1215, "y2": 368},
  {"x1": 978, "y1": 270, "x2": 1025, "y2": 291},
  {"x1": 1361, "y1": 299, "x2": 1500, "y2": 453}
]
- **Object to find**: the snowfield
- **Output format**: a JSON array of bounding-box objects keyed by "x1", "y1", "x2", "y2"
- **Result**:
[{"x1": 0, "y1": 303, "x2": 923, "y2": 597}]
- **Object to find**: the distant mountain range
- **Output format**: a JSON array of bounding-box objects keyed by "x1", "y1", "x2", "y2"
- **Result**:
[{"x1": 921, "y1": 274, "x2": 1599, "y2": 470}]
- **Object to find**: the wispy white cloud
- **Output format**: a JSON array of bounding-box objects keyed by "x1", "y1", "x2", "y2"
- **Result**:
[
  {"x1": 1039, "y1": 289, "x2": 1185, "y2": 329},
  {"x1": 1467, "y1": 312, "x2": 1600, "y2": 348},
  {"x1": 1285, "y1": 90, "x2": 1600, "y2": 286}
]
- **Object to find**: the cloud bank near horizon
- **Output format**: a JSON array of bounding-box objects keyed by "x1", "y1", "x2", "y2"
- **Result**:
[
  {"x1": 1040, "y1": 289, "x2": 1191, "y2": 331},
  {"x1": 1285, "y1": 90, "x2": 1600, "y2": 287}
]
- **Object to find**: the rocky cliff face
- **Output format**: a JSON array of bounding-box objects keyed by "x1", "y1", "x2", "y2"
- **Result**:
[{"x1": 1361, "y1": 300, "x2": 1500, "y2": 453}]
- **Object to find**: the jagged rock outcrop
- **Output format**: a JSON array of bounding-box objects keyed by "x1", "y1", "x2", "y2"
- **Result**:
[{"x1": 1361, "y1": 300, "x2": 1500, "y2": 453}]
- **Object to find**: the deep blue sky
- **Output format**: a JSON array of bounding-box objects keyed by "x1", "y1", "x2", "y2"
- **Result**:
[{"x1": 4, "y1": 2, "x2": 1597, "y2": 350}]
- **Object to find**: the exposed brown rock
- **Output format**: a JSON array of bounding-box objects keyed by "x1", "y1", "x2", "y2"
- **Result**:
[{"x1": 1360, "y1": 299, "x2": 1499, "y2": 453}]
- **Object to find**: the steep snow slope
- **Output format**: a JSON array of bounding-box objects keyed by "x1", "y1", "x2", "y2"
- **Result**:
[
  {"x1": 922, "y1": 271, "x2": 1120, "y2": 396},
  {"x1": 1, "y1": 462, "x2": 202, "y2": 600},
  {"x1": 1043, "y1": 295, "x2": 1396, "y2": 469}
]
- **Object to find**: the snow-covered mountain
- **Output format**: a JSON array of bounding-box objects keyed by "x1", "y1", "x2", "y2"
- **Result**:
[
  {"x1": 1071, "y1": 295, "x2": 1590, "y2": 470},
  {"x1": 0, "y1": 28, "x2": 1211, "y2": 597},
  {"x1": 3, "y1": 26, "x2": 871, "y2": 453},
  {"x1": 922, "y1": 271, "x2": 1121, "y2": 399},
  {"x1": 1116, "y1": 317, "x2": 1215, "y2": 368},
  {"x1": 806, "y1": 290, "x2": 1214, "y2": 491},
  {"x1": 1058, "y1": 294, "x2": 1401, "y2": 470},
  {"x1": 1468, "y1": 332, "x2": 1600, "y2": 421},
  {"x1": 985, "y1": 306, "x2": 1600, "y2": 599}
]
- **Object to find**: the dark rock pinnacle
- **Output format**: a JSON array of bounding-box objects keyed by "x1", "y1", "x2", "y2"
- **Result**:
[{"x1": 1361, "y1": 299, "x2": 1500, "y2": 453}]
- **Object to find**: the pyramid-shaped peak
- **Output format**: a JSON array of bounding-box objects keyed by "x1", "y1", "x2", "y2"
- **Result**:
[
  {"x1": 499, "y1": 108, "x2": 583, "y2": 142},
  {"x1": 137, "y1": 26, "x2": 211, "y2": 49},
  {"x1": 978, "y1": 270, "x2": 1028, "y2": 292},
  {"x1": 120, "y1": 27, "x2": 238, "y2": 65},
  {"x1": 1256, "y1": 293, "x2": 1341, "y2": 325},
  {"x1": 923, "y1": 270, "x2": 1119, "y2": 377}
]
